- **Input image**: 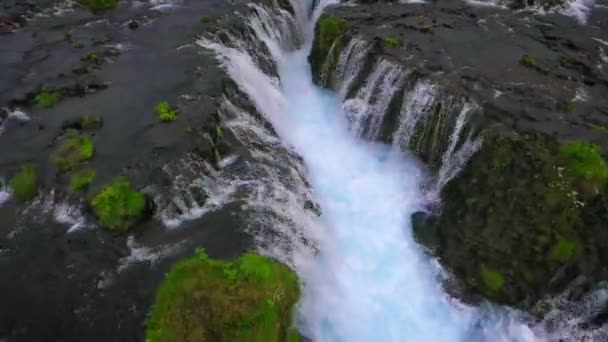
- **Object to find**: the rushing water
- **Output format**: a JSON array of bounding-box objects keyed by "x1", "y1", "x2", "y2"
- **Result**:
[{"x1": 198, "y1": 0, "x2": 564, "y2": 340}]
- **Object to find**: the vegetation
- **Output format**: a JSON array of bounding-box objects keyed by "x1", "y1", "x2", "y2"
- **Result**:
[
  {"x1": 317, "y1": 15, "x2": 348, "y2": 52},
  {"x1": 10, "y1": 164, "x2": 39, "y2": 202},
  {"x1": 146, "y1": 249, "x2": 300, "y2": 342},
  {"x1": 383, "y1": 35, "x2": 403, "y2": 49},
  {"x1": 155, "y1": 101, "x2": 178, "y2": 122},
  {"x1": 62, "y1": 114, "x2": 104, "y2": 131},
  {"x1": 52, "y1": 135, "x2": 94, "y2": 171},
  {"x1": 77, "y1": 0, "x2": 118, "y2": 11},
  {"x1": 82, "y1": 53, "x2": 102, "y2": 66},
  {"x1": 481, "y1": 265, "x2": 504, "y2": 293},
  {"x1": 35, "y1": 90, "x2": 62, "y2": 108},
  {"x1": 549, "y1": 237, "x2": 579, "y2": 263},
  {"x1": 520, "y1": 53, "x2": 537, "y2": 68},
  {"x1": 90, "y1": 177, "x2": 147, "y2": 231},
  {"x1": 559, "y1": 141, "x2": 608, "y2": 191},
  {"x1": 200, "y1": 15, "x2": 213, "y2": 24},
  {"x1": 421, "y1": 134, "x2": 588, "y2": 307},
  {"x1": 69, "y1": 167, "x2": 96, "y2": 191}
]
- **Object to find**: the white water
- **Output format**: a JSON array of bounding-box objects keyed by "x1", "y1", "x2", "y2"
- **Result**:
[{"x1": 199, "y1": 0, "x2": 554, "y2": 340}]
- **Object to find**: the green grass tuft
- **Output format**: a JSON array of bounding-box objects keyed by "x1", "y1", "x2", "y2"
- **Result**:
[
  {"x1": 77, "y1": 0, "x2": 117, "y2": 11},
  {"x1": 560, "y1": 141, "x2": 608, "y2": 188},
  {"x1": 520, "y1": 53, "x2": 537, "y2": 68},
  {"x1": 155, "y1": 101, "x2": 178, "y2": 122},
  {"x1": 52, "y1": 136, "x2": 94, "y2": 171},
  {"x1": 90, "y1": 177, "x2": 147, "y2": 231},
  {"x1": 383, "y1": 35, "x2": 403, "y2": 49},
  {"x1": 10, "y1": 164, "x2": 39, "y2": 202},
  {"x1": 146, "y1": 249, "x2": 300, "y2": 342},
  {"x1": 35, "y1": 90, "x2": 62, "y2": 108},
  {"x1": 69, "y1": 167, "x2": 96, "y2": 191}
]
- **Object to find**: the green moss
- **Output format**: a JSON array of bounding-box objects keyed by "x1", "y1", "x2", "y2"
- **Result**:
[
  {"x1": 481, "y1": 265, "x2": 504, "y2": 293},
  {"x1": 69, "y1": 167, "x2": 96, "y2": 191},
  {"x1": 549, "y1": 238, "x2": 579, "y2": 263},
  {"x1": 560, "y1": 141, "x2": 608, "y2": 189},
  {"x1": 383, "y1": 35, "x2": 403, "y2": 49},
  {"x1": 565, "y1": 101, "x2": 576, "y2": 113},
  {"x1": 590, "y1": 123, "x2": 608, "y2": 136},
  {"x1": 155, "y1": 101, "x2": 178, "y2": 122},
  {"x1": 520, "y1": 53, "x2": 537, "y2": 68},
  {"x1": 200, "y1": 15, "x2": 213, "y2": 23},
  {"x1": 52, "y1": 136, "x2": 94, "y2": 171},
  {"x1": 35, "y1": 90, "x2": 62, "y2": 108},
  {"x1": 82, "y1": 53, "x2": 101, "y2": 65},
  {"x1": 62, "y1": 114, "x2": 104, "y2": 131},
  {"x1": 559, "y1": 55, "x2": 574, "y2": 68},
  {"x1": 10, "y1": 164, "x2": 39, "y2": 202},
  {"x1": 77, "y1": 0, "x2": 117, "y2": 11},
  {"x1": 90, "y1": 177, "x2": 147, "y2": 231},
  {"x1": 318, "y1": 15, "x2": 347, "y2": 52},
  {"x1": 146, "y1": 249, "x2": 300, "y2": 342}
]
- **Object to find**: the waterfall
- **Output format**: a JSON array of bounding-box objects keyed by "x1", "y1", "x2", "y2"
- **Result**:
[{"x1": 198, "y1": 0, "x2": 547, "y2": 341}]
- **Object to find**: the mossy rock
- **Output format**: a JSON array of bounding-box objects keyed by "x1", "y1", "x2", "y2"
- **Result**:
[
  {"x1": 559, "y1": 141, "x2": 608, "y2": 196},
  {"x1": 77, "y1": 0, "x2": 117, "y2": 11},
  {"x1": 52, "y1": 135, "x2": 94, "y2": 171},
  {"x1": 309, "y1": 15, "x2": 349, "y2": 83},
  {"x1": 155, "y1": 101, "x2": 178, "y2": 122},
  {"x1": 69, "y1": 167, "x2": 96, "y2": 191},
  {"x1": 10, "y1": 164, "x2": 39, "y2": 202},
  {"x1": 35, "y1": 90, "x2": 62, "y2": 108},
  {"x1": 422, "y1": 133, "x2": 607, "y2": 310},
  {"x1": 146, "y1": 249, "x2": 300, "y2": 342},
  {"x1": 90, "y1": 178, "x2": 147, "y2": 232},
  {"x1": 520, "y1": 53, "x2": 537, "y2": 68},
  {"x1": 62, "y1": 114, "x2": 104, "y2": 131},
  {"x1": 382, "y1": 35, "x2": 403, "y2": 49}
]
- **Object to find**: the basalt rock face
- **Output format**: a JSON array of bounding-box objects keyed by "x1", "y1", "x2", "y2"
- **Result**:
[{"x1": 309, "y1": 0, "x2": 608, "y2": 316}]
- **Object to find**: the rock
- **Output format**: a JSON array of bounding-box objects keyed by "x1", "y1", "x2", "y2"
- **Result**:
[
  {"x1": 145, "y1": 250, "x2": 301, "y2": 341},
  {"x1": 127, "y1": 20, "x2": 139, "y2": 30}
]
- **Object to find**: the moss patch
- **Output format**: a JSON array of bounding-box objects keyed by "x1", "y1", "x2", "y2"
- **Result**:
[
  {"x1": 69, "y1": 167, "x2": 96, "y2": 191},
  {"x1": 317, "y1": 15, "x2": 347, "y2": 52},
  {"x1": 155, "y1": 101, "x2": 178, "y2": 122},
  {"x1": 35, "y1": 90, "x2": 62, "y2": 108},
  {"x1": 62, "y1": 114, "x2": 104, "y2": 131},
  {"x1": 77, "y1": 0, "x2": 117, "y2": 11},
  {"x1": 52, "y1": 136, "x2": 94, "y2": 171},
  {"x1": 146, "y1": 249, "x2": 300, "y2": 342},
  {"x1": 90, "y1": 178, "x2": 147, "y2": 231},
  {"x1": 481, "y1": 265, "x2": 504, "y2": 293},
  {"x1": 383, "y1": 35, "x2": 403, "y2": 49},
  {"x1": 426, "y1": 134, "x2": 588, "y2": 308},
  {"x1": 10, "y1": 164, "x2": 39, "y2": 202},
  {"x1": 549, "y1": 237, "x2": 579, "y2": 263},
  {"x1": 559, "y1": 141, "x2": 608, "y2": 193},
  {"x1": 520, "y1": 53, "x2": 537, "y2": 68}
]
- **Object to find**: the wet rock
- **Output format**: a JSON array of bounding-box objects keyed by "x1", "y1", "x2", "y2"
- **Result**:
[
  {"x1": 127, "y1": 20, "x2": 139, "y2": 30},
  {"x1": 0, "y1": 15, "x2": 26, "y2": 33}
]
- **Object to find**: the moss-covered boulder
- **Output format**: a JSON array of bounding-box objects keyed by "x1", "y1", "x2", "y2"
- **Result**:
[
  {"x1": 146, "y1": 250, "x2": 301, "y2": 342},
  {"x1": 90, "y1": 178, "x2": 148, "y2": 232},
  {"x1": 419, "y1": 133, "x2": 608, "y2": 311},
  {"x1": 309, "y1": 15, "x2": 349, "y2": 83},
  {"x1": 10, "y1": 164, "x2": 39, "y2": 202},
  {"x1": 52, "y1": 135, "x2": 94, "y2": 171}
]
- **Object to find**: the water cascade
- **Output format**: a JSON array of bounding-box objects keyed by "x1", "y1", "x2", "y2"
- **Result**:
[{"x1": 198, "y1": 0, "x2": 547, "y2": 340}]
